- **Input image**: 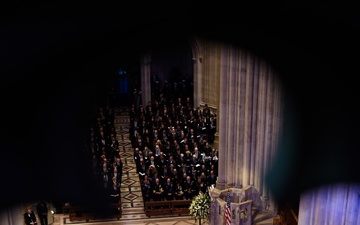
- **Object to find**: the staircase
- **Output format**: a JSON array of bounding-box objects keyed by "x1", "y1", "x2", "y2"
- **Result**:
[
  {"x1": 253, "y1": 210, "x2": 278, "y2": 225},
  {"x1": 114, "y1": 107, "x2": 147, "y2": 221}
]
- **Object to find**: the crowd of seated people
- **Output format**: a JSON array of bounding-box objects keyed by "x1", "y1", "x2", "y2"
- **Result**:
[
  {"x1": 129, "y1": 94, "x2": 219, "y2": 203},
  {"x1": 86, "y1": 97, "x2": 123, "y2": 204},
  {"x1": 84, "y1": 86, "x2": 219, "y2": 206}
]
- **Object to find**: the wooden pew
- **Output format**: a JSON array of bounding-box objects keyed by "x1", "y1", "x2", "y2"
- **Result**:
[
  {"x1": 172, "y1": 200, "x2": 191, "y2": 215},
  {"x1": 145, "y1": 201, "x2": 172, "y2": 217},
  {"x1": 145, "y1": 200, "x2": 192, "y2": 218},
  {"x1": 69, "y1": 205, "x2": 95, "y2": 222},
  {"x1": 68, "y1": 203, "x2": 122, "y2": 222},
  {"x1": 104, "y1": 203, "x2": 122, "y2": 220}
]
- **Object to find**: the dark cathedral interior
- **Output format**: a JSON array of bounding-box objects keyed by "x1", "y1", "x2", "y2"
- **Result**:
[{"x1": 1, "y1": 2, "x2": 360, "y2": 225}]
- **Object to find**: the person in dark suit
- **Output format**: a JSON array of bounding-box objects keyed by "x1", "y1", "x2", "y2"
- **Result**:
[
  {"x1": 24, "y1": 208, "x2": 37, "y2": 225},
  {"x1": 108, "y1": 182, "x2": 120, "y2": 203},
  {"x1": 115, "y1": 157, "x2": 123, "y2": 180},
  {"x1": 133, "y1": 147, "x2": 141, "y2": 167},
  {"x1": 141, "y1": 178, "x2": 152, "y2": 203},
  {"x1": 152, "y1": 178, "x2": 163, "y2": 201},
  {"x1": 36, "y1": 202, "x2": 48, "y2": 225},
  {"x1": 174, "y1": 181, "x2": 184, "y2": 200},
  {"x1": 164, "y1": 178, "x2": 174, "y2": 200},
  {"x1": 184, "y1": 175, "x2": 195, "y2": 200},
  {"x1": 109, "y1": 135, "x2": 119, "y2": 159},
  {"x1": 146, "y1": 156, "x2": 156, "y2": 169},
  {"x1": 207, "y1": 170, "x2": 217, "y2": 187},
  {"x1": 138, "y1": 158, "x2": 147, "y2": 181},
  {"x1": 109, "y1": 167, "x2": 121, "y2": 184}
]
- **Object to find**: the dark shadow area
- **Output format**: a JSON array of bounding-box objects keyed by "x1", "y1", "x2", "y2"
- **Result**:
[{"x1": 1, "y1": 0, "x2": 359, "y2": 213}]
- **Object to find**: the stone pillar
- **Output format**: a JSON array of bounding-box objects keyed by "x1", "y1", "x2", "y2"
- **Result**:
[
  {"x1": 268, "y1": 192, "x2": 278, "y2": 213},
  {"x1": 215, "y1": 43, "x2": 283, "y2": 202},
  {"x1": 234, "y1": 51, "x2": 242, "y2": 189},
  {"x1": 213, "y1": 132, "x2": 219, "y2": 150},
  {"x1": 226, "y1": 49, "x2": 237, "y2": 186},
  {"x1": 0, "y1": 204, "x2": 27, "y2": 225},
  {"x1": 242, "y1": 52, "x2": 254, "y2": 188},
  {"x1": 260, "y1": 62, "x2": 270, "y2": 197},
  {"x1": 140, "y1": 53, "x2": 151, "y2": 105},
  {"x1": 249, "y1": 55, "x2": 259, "y2": 187},
  {"x1": 216, "y1": 46, "x2": 229, "y2": 190},
  {"x1": 193, "y1": 56, "x2": 202, "y2": 109},
  {"x1": 209, "y1": 187, "x2": 220, "y2": 225},
  {"x1": 254, "y1": 60, "x2": 267, "y2": 195},
  {"x1": 298, "y1": 183, "x2": 360, "y2": 225},
  {"x1": 262, "y1": 64, "x2": 275, "y2": 202}
]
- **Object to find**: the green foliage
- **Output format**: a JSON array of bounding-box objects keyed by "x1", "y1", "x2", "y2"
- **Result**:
[{"x1": 189, "y1": 192, "x2": 211, "y2": 222}]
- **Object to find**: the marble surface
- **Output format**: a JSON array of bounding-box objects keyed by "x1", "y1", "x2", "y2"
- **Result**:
[{"x1": 53, "y1": 213, "x2": 208, "y2": 225}]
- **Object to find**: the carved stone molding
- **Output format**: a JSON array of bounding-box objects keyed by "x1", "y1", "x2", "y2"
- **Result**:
[
  {"x1": 199, "y1": 101, "x2": 217, "y2": 114},
  {"x1": 192, "y1": 56, "x2": 203, "y2": 64}
]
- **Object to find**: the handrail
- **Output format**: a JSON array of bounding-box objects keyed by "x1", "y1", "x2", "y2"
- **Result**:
[
  {"x1": 278, "y1": 206, "x2": 298, "y2": 225},
  {"x1": 290, "y1": 209, "x2": 298, "y2": 223}
]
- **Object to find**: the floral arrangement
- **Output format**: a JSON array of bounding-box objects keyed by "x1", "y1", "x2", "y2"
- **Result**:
[{"x1": 189, "y1": 192, "x2": 211, "y2": 222}]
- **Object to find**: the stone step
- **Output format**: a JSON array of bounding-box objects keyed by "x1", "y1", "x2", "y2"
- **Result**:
[
  {"x1": 253, "y1": 212, "x2": 277, "y2": 225},
  {"x1": 122, "y1": 208, "x2": 146, "y2": 215},
  {"x1": 254, "y1": 217, "x2": 274, "y2": 225}
]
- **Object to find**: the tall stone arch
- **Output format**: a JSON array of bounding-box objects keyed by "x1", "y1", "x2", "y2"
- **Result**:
[
  {"x1": 140, "y1": 33, "x2": 194, "y2": 106},
  {"x1": 186, "y1": 35, "x2": 203, "y2": 108}
]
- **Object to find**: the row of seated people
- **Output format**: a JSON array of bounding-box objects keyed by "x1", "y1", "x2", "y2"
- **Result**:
[
  {"x1": 86, "y1": 97, "x2": 123, "y2": 204},
  {"x1": 128, "y1": 95, "x2": 219, "y2": 204},
  {"x1": 135, "y1": 147, "x2": 218, "y2": 202},
  {"x1": 141, "y1": 166, "x2": 217, "y2": 202},
  {"x1": 88, "y1": 94, "x2": 218, "y2": 205},
  {"x1": 129, "y1": 96, "x2": 217, "y2": 152},
  {"x1": 98, "y1": 154, "x2": 123, "y2": 204},
  {"x1": 134, "y1": 145, "x2": 219, "y2": 176}
]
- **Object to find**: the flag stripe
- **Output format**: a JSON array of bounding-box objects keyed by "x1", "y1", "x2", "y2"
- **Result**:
[{"x1": 225, "y1": 189, "x2": 231, "y2": 225}]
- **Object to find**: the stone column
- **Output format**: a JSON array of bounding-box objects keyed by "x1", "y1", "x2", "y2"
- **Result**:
[
  {"x1": 209, "y1": 187, "x2": 220, "y2": 225},
  {"x1": 216, "y1": 46, "x2": 229, "y2": 190},
  {"x1": 268, "y1": 71, "x2": 283, "y2": 213},
  {"x1": 242, "y1": 52, "x2": 254, "y2": 188},
  {"x1": 255, "y1": 60, "x2": 268, "y2": 195},
  {"x1": 298, "y1": 183, "x2": 360, "y2": 225},
  {"x1": 262, "y1": 64, "x2": 275, "y2": 205},
  {"x1": 0, "y1": 204, "x2": 26, "y2": 225},
  {"x1": 140, "y1": 53, "x2": 151, "y2": 105},
  {"x1": 193, "y1": 56, "x2": 202, "y2": 109},
  {"x1": 215, "y1": 43, "x2": 283, "y2": 200},
  {"x1": 214, "y1": 132, "x2": 219, "y2": 150},
  {"x1": 261, "y1": 62, "x2": 270, "y2": 197},
  {"x1": 226, "y1": 48, "x2": 237, "y2": 186},
  {"x1": 237, "y1": 50, "x2": 248, "y2": 189},
  {"x1": 249, "y1": 55, "x2": 259, "y2": 186}
]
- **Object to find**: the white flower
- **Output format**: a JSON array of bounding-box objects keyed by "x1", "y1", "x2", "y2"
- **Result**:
[{"x1": 189, "y1": 193, "x2": 210, "y2": 221}]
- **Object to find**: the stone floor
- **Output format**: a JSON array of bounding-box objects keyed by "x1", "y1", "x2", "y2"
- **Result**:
[
  {"x1": 113, "y1": 107, "x2": 147, "y2": 220},
  {"x1": 52, "y1": 213, "x2": 207, "y2": 225},
  {"x1": 51, "y1": 213, "x2": 274, "y2": 225}
]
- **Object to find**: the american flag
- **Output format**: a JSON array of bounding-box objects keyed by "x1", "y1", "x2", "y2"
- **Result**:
[{"x1": 225, "y1": 189, "x2": 231, "y2": 225}]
